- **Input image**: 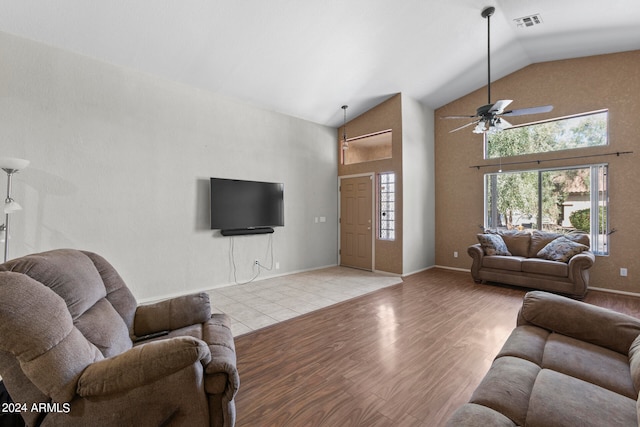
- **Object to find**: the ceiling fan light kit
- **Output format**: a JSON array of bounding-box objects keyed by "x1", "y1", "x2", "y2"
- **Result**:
[{"x1": 443, "y1": 6, "x2": 553, "y2": 134}]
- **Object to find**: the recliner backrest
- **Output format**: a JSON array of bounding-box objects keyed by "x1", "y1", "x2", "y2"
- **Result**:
[
  {"x1": 1, "y1": 249, "x2": 137, "y2": 357},
  {"x1": 0, "y1": 272, "x2": 105, "y2": 404}
]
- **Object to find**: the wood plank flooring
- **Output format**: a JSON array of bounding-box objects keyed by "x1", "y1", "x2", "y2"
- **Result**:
[{"x1": 233, "y1": 268, "x2": 640, "y2": 427}]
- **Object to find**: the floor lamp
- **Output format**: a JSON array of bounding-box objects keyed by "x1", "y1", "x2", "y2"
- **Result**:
[{"x1": 0, "y1": 157, "x2": 30, "y2": 263}]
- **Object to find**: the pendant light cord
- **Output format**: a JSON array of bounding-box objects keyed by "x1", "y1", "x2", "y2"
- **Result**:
[{"x1": 342, "y1": 105, "x2": 348, "y2": 143}]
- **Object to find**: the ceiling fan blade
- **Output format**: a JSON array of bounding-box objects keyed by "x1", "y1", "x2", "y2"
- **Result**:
[
  {"x1": 449, "y1": 120, "x2": 480, "y2": 133},
  {"x1": 441, "y1": 114, "x2": 478, "y2": 119},
  {"x1": 488, "y1": 100, "x2": 513, "y2": 114},
  {"x1": 502, "y1": 105, "x2": 554, "y2": 117}
]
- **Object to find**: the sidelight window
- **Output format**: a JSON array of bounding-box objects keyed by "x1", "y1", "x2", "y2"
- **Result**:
[{"x1": 378, "y1": 172, "x2": 395, "y2": 240}]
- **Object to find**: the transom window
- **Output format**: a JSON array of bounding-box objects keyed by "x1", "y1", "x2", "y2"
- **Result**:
[{"x1": 485, "y1": 110, "x2": 608, "y2": 159}]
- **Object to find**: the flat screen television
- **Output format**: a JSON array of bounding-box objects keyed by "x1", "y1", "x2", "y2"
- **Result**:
[{"x1": 210, "y1": 178, "x2": 284, "y2": 235}]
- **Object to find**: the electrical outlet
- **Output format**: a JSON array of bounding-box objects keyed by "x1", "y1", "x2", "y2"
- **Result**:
[
  {"x1": 454, "y1": 251, "x2": 459, "y2": 258},
  {"x1": 620, "y1": 268, "x2": 628, "y2": 277},
  {"x1": 275, "y1": 261, "x2": 280, "y2": 270},
  {"x1": 254, "y1": 259, "x2": 260, "y2": 266}
]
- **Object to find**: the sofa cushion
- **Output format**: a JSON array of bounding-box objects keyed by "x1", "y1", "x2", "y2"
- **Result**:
[
  {"x1": 564, "y1": 231, "x2": 590, "y2": 247},
  {"x1": 477, "y1": 234, "x2": 511, "y2": 256},
  {"x1": 526, "y1": 369, "x2": 637, "y2": 427},
  {"x1": 542, "y1": 333, "x2": 636, "y2": 398},
  {"x1": 482, "y1": 256, "x2": 524, "y2": 272},
  {"x1": 446, "y1": 403, "x2": 516, "y2": 427},
  {"x1": 521, "y1": 258, "x2": 568, "y2": 277},
  {"x1": 469, "y1": 356, "x2": 541, "y2": 426},
  {"x1": 497, "y1": 325, "x2": 550, "y2": 366},
  {"x1": 491, "y1": 230, "x2": 531, "y2": 257},
  {"x1": 528, "y1": 230, "x2": 562, "y2": 258},
  {"x1": 518, "y1": 291, "x2": 640, "y2": 356},
  {"x1": 537, "y1": 236, "x2": 589, "y2": 263},
  {"x1": 627, "y1": 334, "x2": 640, "y2": 394}
]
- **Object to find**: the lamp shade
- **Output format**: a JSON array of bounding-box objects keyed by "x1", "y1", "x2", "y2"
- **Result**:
[
  {"x1": 4, "y1": 200, "x2": 22, "y2": 213},
  {"x1": 0, "y1": 157, "x2": 30, "y2": 173}
]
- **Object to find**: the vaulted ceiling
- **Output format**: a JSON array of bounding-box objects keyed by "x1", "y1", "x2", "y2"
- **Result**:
[{"x1": 1, "y1": 0, "x2": 638, "y2": 127}]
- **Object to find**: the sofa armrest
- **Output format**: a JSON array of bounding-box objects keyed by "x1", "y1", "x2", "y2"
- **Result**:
[
  {"x1": 567, "y1": 251, "x2": 595, "y2": 282},
  {"x1": 77, "y1": 336, "x2": 212, "y2": 397},
  {"x1": 134, "y1": 292, "x2": 212, "y2": 336},
  {"x1": 468, "y1": 244, "x2": 484, "y2": 282},
  {"x1": 517, "y1": 291, "x2": 640, "y2": 354}
]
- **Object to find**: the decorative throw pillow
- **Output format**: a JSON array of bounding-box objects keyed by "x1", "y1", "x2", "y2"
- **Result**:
[
  {"x1": 529, "y1": 230, "x2": 562, "y2": 258},
  {"x1": 537, "y1": 236, "x2": 589, "y2": 263},
  {"x1": 477, "y1": 234, "x2": 511, "y2": 256}
]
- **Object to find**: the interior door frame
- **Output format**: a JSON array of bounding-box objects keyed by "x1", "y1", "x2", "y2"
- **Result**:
[{"x1": 338, "y1": 173, "x2": 375, "y2": 271}]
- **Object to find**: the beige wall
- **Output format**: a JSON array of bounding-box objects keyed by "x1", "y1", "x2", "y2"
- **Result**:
[
  {"x1": 435, "y1": 50, "x2": 640, "y2": 294},
  {"x1": 338, "y1": 94, "x2": 403, "y2": 274}
]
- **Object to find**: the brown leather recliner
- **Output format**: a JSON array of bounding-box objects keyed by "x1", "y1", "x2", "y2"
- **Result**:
[{"x1": 0, "y1": 249, "x2": 239, "y2": 426}]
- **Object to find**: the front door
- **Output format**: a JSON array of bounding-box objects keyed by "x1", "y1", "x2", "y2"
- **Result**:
[{"x1": 340, "y1": 175, "x2": 373, "y2": 270}]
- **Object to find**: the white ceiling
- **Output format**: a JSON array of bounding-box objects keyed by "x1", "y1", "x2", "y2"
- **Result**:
[{"x1": 0, "y1": 0, "x2": 639, "y2": 127}]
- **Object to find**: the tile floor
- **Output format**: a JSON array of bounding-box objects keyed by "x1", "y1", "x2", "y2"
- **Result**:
[{"x1": 208, "y1": 266, "x2": 403, "y2": 336}]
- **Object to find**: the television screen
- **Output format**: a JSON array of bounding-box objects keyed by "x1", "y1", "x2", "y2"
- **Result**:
[{"x1": 210, "y1": 178, "x2": 284, "y2": 231}]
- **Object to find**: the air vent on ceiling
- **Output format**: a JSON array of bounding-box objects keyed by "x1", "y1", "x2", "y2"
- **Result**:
[{"x1": 513, "y1": 14, "x2": 543, "y2": 28}]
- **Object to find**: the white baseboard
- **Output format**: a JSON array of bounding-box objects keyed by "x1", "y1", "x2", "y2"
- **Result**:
[
  {"x1": 433, "y1": 265, "x2": 471, "y2": 273},
  {"x1": 588, "y1": 286, "x2": 640, "y2": 298}
]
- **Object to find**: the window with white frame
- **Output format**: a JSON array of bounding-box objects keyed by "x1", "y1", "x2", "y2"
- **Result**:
[{"x1": 485, "y1": 164, "x2": 608, "y2": 255}]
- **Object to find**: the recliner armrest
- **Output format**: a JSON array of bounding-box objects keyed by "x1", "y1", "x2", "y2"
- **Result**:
[
  {"x1": 134, "y1": 292, "x2": 212, "y2": 336},
  {"x1": 77, "y1": 336, "x2": 212, "y2": 397},
  {"x1": 517, "y1": 291, "x2": 640, "y2": 355}
]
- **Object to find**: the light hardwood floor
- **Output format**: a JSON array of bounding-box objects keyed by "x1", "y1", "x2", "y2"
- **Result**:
[{"x1": 234, "y1": 267, "x2": 640, "y2": 426}]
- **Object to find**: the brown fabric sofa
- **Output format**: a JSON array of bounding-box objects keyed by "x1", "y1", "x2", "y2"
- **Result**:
[
  {"x1": 469, "y1": 230, "x2": 595, "y2": 298},
  {"x1": 447, "y1": 291, "x2": 640, "y2": 426},
  {"x1": 0, "y1": 249, "x2": 239, "y2": 427}
]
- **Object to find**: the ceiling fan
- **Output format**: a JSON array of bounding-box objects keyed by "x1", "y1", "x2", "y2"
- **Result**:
[{"x1": 443, "y1": 6, "x2": 553, "y2": 134}]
